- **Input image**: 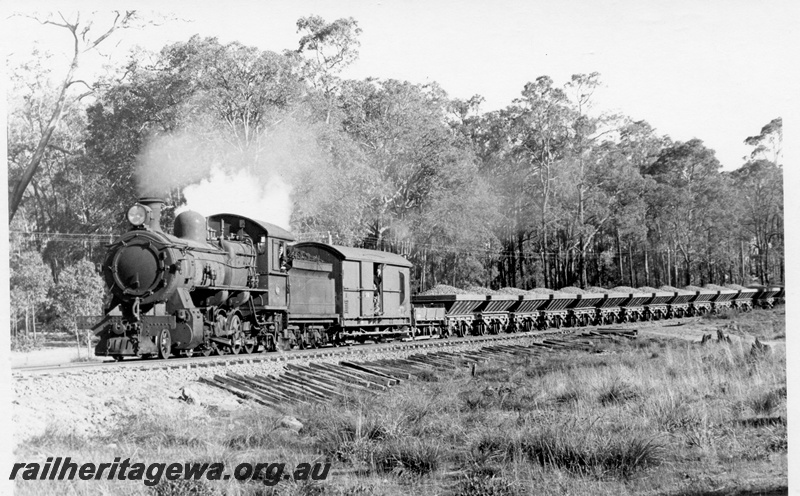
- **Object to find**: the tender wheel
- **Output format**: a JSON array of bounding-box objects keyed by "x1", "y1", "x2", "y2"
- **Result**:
[
  {"x1": 261, "y1": 335, "x2": 277, "y2": 352},
  {"x1": 243, "y1": 337, "x2": 255, "y2": 354},
  {"x1": 157, "y1": 329, "x2": 171, "y2": 360}
]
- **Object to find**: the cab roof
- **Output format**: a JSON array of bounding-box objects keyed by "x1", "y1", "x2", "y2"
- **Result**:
[
  {"x1": 293, "y1": 241, "x2": 412, "y2": 267},
  {"x1": 208, "y1": 213, "x2": 295, "y2": 241}
]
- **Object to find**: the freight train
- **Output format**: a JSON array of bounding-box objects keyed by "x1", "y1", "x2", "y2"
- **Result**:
[{"x1": 85, "y1": 198, "x2": 782, "y2": 360}]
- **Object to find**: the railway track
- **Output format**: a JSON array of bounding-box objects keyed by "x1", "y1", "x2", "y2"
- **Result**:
[
  {"x1": 12, "y1": 319, "x2": 657, "y2": 376},
  {"x1": 201, "y1": 328, "x2": 638, "y2": 409}
]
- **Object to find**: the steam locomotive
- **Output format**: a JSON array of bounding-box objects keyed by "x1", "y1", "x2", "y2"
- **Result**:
[
  {"x1": 90, "y1": 198, "x2": 413, "y2": 360},
  {"x1": 88, "y1": 198, "x2": 781, "y2": 361}
]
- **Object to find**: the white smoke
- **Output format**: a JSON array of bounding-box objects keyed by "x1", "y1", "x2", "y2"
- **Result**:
[
  {"x1": 178, "y1": 166, "x2": 293, "y2": 229},
  {"x1": 136, "y1": 115, "x2": 326, "y2": 231}
]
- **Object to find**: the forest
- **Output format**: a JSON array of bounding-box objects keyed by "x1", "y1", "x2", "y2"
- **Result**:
[{"x1": 7, "y1": 13, "x2": 784, "y2": 338}]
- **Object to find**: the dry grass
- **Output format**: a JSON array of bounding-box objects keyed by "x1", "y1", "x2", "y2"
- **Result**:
[{"x1": 13, "y1": 310, "x2": 787, "y2": 495}]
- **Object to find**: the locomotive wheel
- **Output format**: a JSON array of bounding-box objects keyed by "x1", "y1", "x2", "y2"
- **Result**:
[
  {"x1": 226, "y1": 314, "x2": 244, "y2": 355},
  {"x1": 228, "y1": 332, "x2": 243, "y2": 355},
  {"x1": 157, "y1": 329, "x2": 171, "y2": 360}
]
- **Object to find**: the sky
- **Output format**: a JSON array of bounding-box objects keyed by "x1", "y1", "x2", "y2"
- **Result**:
[{"x1": 2, "y1": 0, "x2": 797, "y2": 170}]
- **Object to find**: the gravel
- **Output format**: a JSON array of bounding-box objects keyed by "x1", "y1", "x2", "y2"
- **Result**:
[
  {"x1": 637, "y1": 286, "x2": 659, "y2": 292},
  {"x1": 725, "y1": 284, "x2": 747, "y2": 290},
  {"x1": 464, "y1": 286, "x2": 498, "y2": 295},
  {"x1": 11, "y1": 335, "x2": 546, "y2": 446},
  {"x1": 558, "y1": 286, "x2": 585, "y2": 294},
  {"x1": 418, "y1": 284, "x2": 467, "y2": 295},
  {"x1": 497, "y1": 287, "x2": 529, "y2": 295}
]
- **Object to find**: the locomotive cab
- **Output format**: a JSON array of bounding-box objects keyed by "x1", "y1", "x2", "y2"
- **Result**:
[{"x1": 206, "y1": 214, "x2": 294, "y2": 308}]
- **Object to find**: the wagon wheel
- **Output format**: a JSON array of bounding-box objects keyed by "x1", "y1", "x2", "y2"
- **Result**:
[
  {"x1": 476, "y1": 322, "x2": 486, "y2": 336},
  {"x1": 157, "y1": 329, "x2": 171, "y2": 360},
  {"x1": 552, "y1": 316, "x2": 562, "y2": 329},
  {"x1": 618, "y1": 313, "x2": 628, "y2": 324},
  {"x1": 566, "y1": 315, "x2": 577, "y2": 328}
]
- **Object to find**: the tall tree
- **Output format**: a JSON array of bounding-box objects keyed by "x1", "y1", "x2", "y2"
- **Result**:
[{"x1": 8, "y1": 11, "x2": 140, "y2": 222}]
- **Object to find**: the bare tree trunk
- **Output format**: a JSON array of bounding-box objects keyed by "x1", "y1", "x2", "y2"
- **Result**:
[
  {"x1": 739, "y1": 240, "x2": 745, "y2": 284},
  {"x1": 616, "y1": 228, "x2": 623, "y2": 284},
  {"x1": 628, "y1": 243, "x2": 634, "y2": 286},
  {"x1": 666, "y1": 246, "x2": 670, "y2": 287},
  {"x1": 542, "y1": 229, "x2": 549, "y2": 288}
]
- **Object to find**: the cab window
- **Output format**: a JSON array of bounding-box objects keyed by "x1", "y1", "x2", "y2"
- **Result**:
[{"x1": 272, "y1": 240, "x2": 286, "y2": 271}]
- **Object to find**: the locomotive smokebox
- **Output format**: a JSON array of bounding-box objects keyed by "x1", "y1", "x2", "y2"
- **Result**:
[{"x1": 138, "y1": 197, "x2": 165, "y2": 232}]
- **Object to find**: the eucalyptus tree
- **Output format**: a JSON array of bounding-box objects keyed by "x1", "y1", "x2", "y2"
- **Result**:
[
  {"x1": 644, "y1": 139, "x2": 726, "y2": 285},
  {"x1": 8, "y1": 11, "x2": 141, "y2": 222},
  {"x1": 732, "y1": 118, "x2": 783, "y2": 283}
]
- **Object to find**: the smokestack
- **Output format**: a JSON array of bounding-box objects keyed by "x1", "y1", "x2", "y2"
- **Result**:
[{"x1": 138, "y1": 197, "x2": 165, "y2": 232}]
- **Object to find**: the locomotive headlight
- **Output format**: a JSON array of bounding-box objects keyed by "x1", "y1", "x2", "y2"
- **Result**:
[{"x1": 127, "y1": 204, "x2": 150, "y2": 227}]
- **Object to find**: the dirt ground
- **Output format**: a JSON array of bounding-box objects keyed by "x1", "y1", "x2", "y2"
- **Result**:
[{"x1": 10, "y1": 308, "x2": 785, "y2": 448}]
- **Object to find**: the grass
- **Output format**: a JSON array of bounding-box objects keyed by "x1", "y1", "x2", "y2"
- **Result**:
[
  {"x1": 702, "y1": 306, "x2": 785, "y2": 340},
  {"x1": 12, "y1": 309, "x2": 787, "y2": 495}
]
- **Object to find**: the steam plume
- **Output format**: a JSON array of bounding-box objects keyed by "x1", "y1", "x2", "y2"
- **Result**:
[{"x1": 135, "y1": 116, "x2": 325, "y2": 230}]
